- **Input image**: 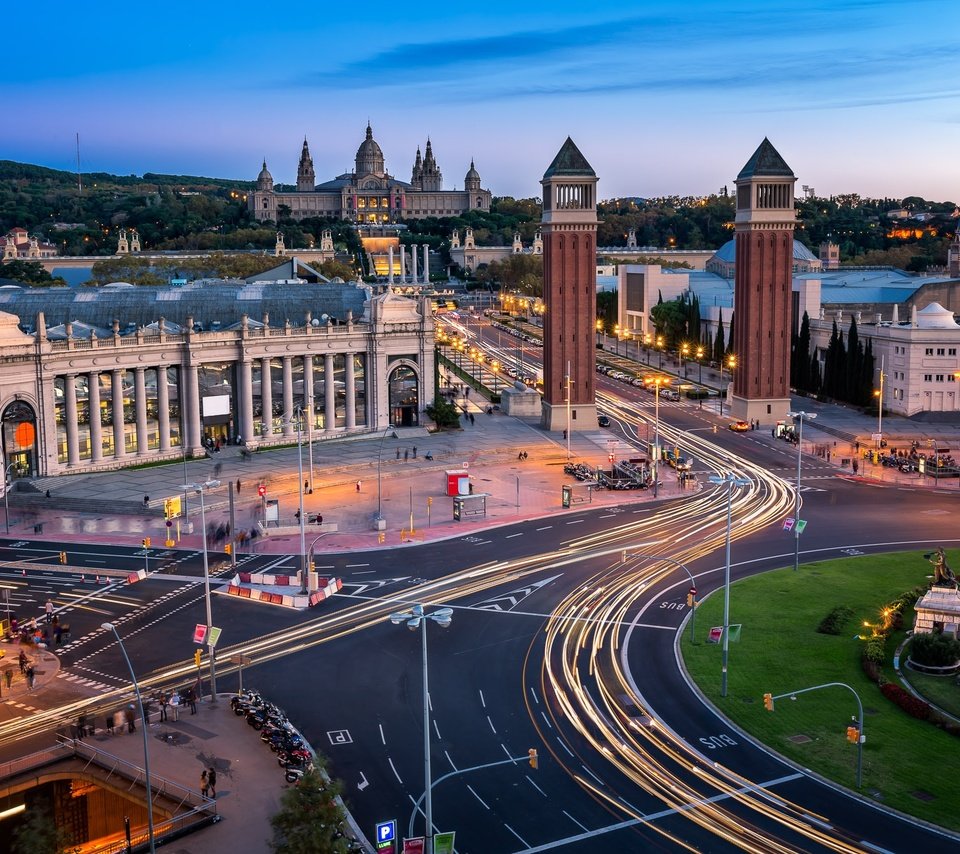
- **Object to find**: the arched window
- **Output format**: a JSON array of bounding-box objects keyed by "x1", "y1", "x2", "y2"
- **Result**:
[
  {"x1": 388, "y1": 365, "x2": 419, "y2": 427},
  {"x1": 2, "y1": 399, "x2": 38, "y2": 478}
]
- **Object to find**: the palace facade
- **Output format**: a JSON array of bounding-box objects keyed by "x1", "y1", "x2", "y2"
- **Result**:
[{"x1": 249, "y1": 124, "x2": 492, "y2": 224}]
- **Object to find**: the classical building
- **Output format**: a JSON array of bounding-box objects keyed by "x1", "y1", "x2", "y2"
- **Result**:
[
  {"x1": 448, "y1": 227, "x2": 543, "y2": 273},
  {"x1": 3, "y1": 228, "x2": 58, "y2": 260},
  {"x1": 249, "y1": 125, "x2": 492, "y2": 224},
  {"x1": 0, "y1": 280, "x2": 433, "y2": 478},
  {"x1": 539, "y1": 138, "x2": 598, "y2": 432}
]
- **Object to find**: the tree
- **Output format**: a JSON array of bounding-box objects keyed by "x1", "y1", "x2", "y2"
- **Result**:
[
  {"x1": 425, "y1": 397, "x2": 461, "y2": 429},
  {"x1": 0, "y1": 260, "x2": 67, "y2": 286},
  {"x1": 269, "y1": 766, "x2": 349, "y2": 854},
  {"x1": 649, "y1": 298, "x2": 687, "y2": 348},
  {"x1": 315, "y1": 260, "x2": 357, "y2": 281},
  {"x1": 792, "y1": 311, "x2": 811, "y2": 391},
  {"x1": 713, "y1": 311, "x2": 726, "y2": 364},
  {"x1": 12, "y1": 798, "x2": 73, "y2": 854}
]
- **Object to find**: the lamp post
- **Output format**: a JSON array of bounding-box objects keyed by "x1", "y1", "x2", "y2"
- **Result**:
[
  {"x1": 874, "y1": 354, "x2": 885, "y2": 449},
  {"x1": 390, "y1": 604, "x2": 453, "y2": 854},
  {"x1": 595, "y1": 319, "x2": 603, "y2": 348},
  {"x1": 3, "y1": 462, "x2": 16, "y2": 534},
  {"x1": 708, "y1": 472, "x2": 751, "y2": 697},
  {"x1": 182, "y1": 480, "x2": 220, "y2": 700},
  {"x1": 656, "y1": 336, "x2": 664, "y2": 370},
  {"x1": 102, "y1": 622, "x2": 156, "y2": 853},
  {"x1": 652, "y1": 377, "x2": 666, "y2": 498},
  {"x1": 696, "y1": 346, "x2": 704, "y2": 407},
  {"x1": 376, "y1": 424, "x2": 398, "y2": 523},
  {"x1": 681, "y1": 343, "x2": 690, "y2": 377},
  {"x1": 294, "y1": 407, "x2": 308, "y2": 595},
  {"x1": 787, "y1": 411, "x2": 816, "y2": 573},
  {"x1": 614, "y1": 324, "x2": 621, "y2": 356}
]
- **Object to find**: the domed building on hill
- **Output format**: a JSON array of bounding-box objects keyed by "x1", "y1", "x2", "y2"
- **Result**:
[{"x1": 249, "y1": 124, "x2": 491, "y2": 224}]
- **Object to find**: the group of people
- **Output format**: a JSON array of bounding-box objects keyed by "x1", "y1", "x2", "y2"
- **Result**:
[{"x1": 395, "y1": 446, "x2": 418, "y2": 461}]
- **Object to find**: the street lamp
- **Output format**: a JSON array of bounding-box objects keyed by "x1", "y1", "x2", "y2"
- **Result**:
[
  {"x1": 3, "y1": 462, "x2": 16, "y2": 534},
  {"x1": 390, "y1": 604, "x2": 453, "y2": 854},
  {"x1": 718, "y1": 354, "x2": 736, "y2": 417},
  {"x1": 708, "y1": 472, "x2": 751, "y2": 697},
  {"x1": 874, "y1": 355, "x2": 885, "y2": 449},
  {"x1": 651, "y1": 377, "x2": 668, "y2": 498},
  {"x1": 595, "y1": 318, "x2": 603, "y2": 348},
  {"x1": 787, "y1": 411, "x2": 816, "y2": 573},
  {"x1": 696, "y1": 346, "x2": 704, "y2": 407},
  {"x1": 614, "y1": 324, "x2": 621, "y2": 356},
  {"x1": 681, "y1": 343, "x2": 690, "y2": 377},
  {"x1": 376, "y1": 425, "x2": 399, "y2": 523},
  {"x1": 656, "y1": 336, "x2": 664, "y2": 370},
  {"x1": 182, "y1": 480, "x2": 220, "y2": 701},
  {"x1": 102, "y1": 622, "x2": 156, "y2": 853},
  {"x1": 294, "y1": 407, "x2": 308, "y2": 595}
]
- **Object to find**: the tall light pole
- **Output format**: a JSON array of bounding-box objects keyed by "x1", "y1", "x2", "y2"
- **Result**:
[
  {"x1": 182, "y1": 479, "x2": 220, "y2": 700},
  {"x1": 376, "y1": 424, "x2": 397, "y2": 523},
  {"x1": 696, "y1": 346, "x2": 704, "y2": 407},
  {"x1": 652, "y1": 377, "x2": 666, "y2": 498},
  {"x1": 3, "y1": 462, "x2": 16, "y2": 534},
  {"x1": 681, "y1": 342, "x2": 690, "y2": 377},
  {"x1": 656, "y1": 336, "x2": 664, "y2": 370},
  {"x1": 102, "y1": 622, "x2": 156, "y2": 853},
  {"x1": 708, "y1": 472, "x2": 751, "y2": 697},
  {"x1": 390, "y1": 604, "x2": 453, "y2": 854},
  {"x1": 565, "y1": 361, "x2": 572, "y2": 461},
  {"x1": 294, "y1": 407, "x2": 308, "y2": 595},
  {"x1": 874, "y1": 354, "x2": 885, "y2": 449},
  {"x1": 787, "y1": 411, "x2": 816, "y2": 572}
]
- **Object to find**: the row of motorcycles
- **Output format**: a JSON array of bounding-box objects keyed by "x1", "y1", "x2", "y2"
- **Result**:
[{"x1": 230, "y1": 689, "x2": 312, "y2": 783}]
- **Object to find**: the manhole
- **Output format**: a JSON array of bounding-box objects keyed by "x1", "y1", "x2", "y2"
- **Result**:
[
  {"x1": 788, "y1": 734, "x2": 812, "y2": 744},
  {"x1": 157, "y1": 731, "x2": 191, "y2": 746},
  {"x1": 911, "y1": 790, "x2": 936, "y2": 802}
]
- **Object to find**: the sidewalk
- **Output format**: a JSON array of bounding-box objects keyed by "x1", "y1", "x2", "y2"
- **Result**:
[{"x1": 0, "y1": 643, "x2": 60, "y2": 704}]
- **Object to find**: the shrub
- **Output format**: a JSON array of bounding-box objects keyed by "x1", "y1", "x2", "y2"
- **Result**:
[
  {"x1": 817, "y1": 606, "x2": 854, "y2": 635},
  {"x1": 863, "y1": 636, "x2": 886, "y2": 665},
  {"x1": 909, "y1": 631, "x2": 960, "y2": 667},
  {"x1": 880, "y1": 682, "x2": 931, "y2": 720}
]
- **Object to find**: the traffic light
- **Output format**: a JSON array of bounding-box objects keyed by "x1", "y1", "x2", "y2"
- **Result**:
[
  {"x1": 378, "y1": 531, "x2": 385, "y2": 544},
  {"x1": 427, "y1": 496, "x2": 433, "y2": 507},
  {"x1": 846, "y1": 725, "x2": 860, "y2": 744},
  {"x1": 528, "y1": 748, "x2": 538, "y2": 769},
  {"x1": 224, "y1": 543, "x2": 232, "y2": 555},
  {"x1": 142, "y1": 537, "x2": 151, "y2": 548},
  {"x1": 59, "y1": 551, "x2": 67, "y2": 564},
  {"x1": 686, "y1": 587, "x2": 696, "y2": 607},
  {"x1": 763, "y1": 693, "x2": 774, "y2": 712},
  {"x1": 194, "y1": 649, "x2": 202, "y2": 668},
  {"x1": 309, "y1": 561, "x2": 315, "y2": 572}
]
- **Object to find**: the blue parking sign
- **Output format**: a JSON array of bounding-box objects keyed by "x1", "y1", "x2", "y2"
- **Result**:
[{"x1": 376, "y1": 820, "x2": 397, "y2": 848}]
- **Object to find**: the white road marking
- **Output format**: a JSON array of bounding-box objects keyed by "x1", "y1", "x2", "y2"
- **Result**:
[
  {"x1": 540, "y1": 711, "x2": 553, "y2": 729},
  {"x1": 388, "y1": 757, "x2": 403, "y2": 784},
  {"x1": 505, "y1": 533, "x2": 524, "y2": 539},
  {"x1": 529, "y1": 687, "x2": 539, "y2": 704},
  {"x1": 526, "y1": 775, "x2": 547, "y2": 797},
  {"x1": 504, "y1": 823, "x2": 528, "y2": 846},
  {"x1": 563, "y1": 810, "x2": 589, "y2": 831},
  {"x1": 535, "y1": 526, "x2": 552, "y2": 531},
  {"x1": 487, "y1": 715, "x2": 497, "y2": 734},
  {"x1": 479, "y1": 689, "x2": 486, "y2": 708},
  {"x1": 557, "y1": 740, "x2": 574, "y2": 757},
  {"x1": 565, "y1": 519, "x2": 585, "y2": 525},
  {"x1": 467, "y1": 785, "x2": 489, "y2": 809},
  {"x1": 379, "y1": 723, "x2": 386, "y2": 745}
]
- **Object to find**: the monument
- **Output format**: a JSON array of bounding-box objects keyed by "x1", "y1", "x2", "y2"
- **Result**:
[{"x1": 913, "y1": 548, "x2": 960, "y2": 636}]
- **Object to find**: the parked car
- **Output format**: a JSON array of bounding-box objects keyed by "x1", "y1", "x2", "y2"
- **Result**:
[{"x1": 728, "y1": 420, "x2": 750, "y2": 432}]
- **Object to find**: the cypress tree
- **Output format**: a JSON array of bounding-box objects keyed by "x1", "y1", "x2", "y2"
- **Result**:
[
  {"x1": 714, "y1": 311, "x2": 725, "y2": 364},
  {"x1": 847, "y1": 317, "x2": 860, "y2": 405}
]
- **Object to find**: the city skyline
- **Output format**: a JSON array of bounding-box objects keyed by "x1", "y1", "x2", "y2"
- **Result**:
[{"x1": 5, "y1": 0, "x2": 959, "y2": 201}]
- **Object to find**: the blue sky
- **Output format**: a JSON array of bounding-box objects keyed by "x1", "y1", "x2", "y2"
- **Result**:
[{"x1": 5, "y1": 0, "x2": 959, "y2": 201}]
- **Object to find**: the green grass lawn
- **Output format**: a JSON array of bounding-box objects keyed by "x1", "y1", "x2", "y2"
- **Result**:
[{"x1": 680, "y1": 551, "x2": 960, "y2": 830}]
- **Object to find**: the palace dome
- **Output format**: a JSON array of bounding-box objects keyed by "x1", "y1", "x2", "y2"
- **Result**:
[{"x1": 355, "y1": 123, "x2": 385, "y2": 175}]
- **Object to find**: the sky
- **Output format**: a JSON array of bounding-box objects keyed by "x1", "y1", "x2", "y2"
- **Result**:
[{"x1": 5, "y1": 0, "x2": 960, "y2": 202}]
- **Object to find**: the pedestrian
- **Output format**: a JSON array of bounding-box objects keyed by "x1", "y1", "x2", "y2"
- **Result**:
[
  {"x1": 316, "y1": 514, "x2": 323, "y2": 526},
  {"x1": 413, "y1": 446, "x2": 417, "y2": 458},
  {"x1": 26, "y1": 665, "x2": 35, "y2": 689},
  {"x1": 208, "y1": 767, "x2": 217, "y2": 798},
  {"x1": 853, "y1": 458, "x2": 859, "y2": 475},
  {"x1": 404, "y1": 449, "x2": 409, "y2": 462},
  {"x1": 200, "y1": 769, "x2": 209, "y2": 798},
  {"x1": 18, "y1": 650, "x2": 27, "y2": 675},
  {"x1": 518, "y1": 451, "x2": 524, "y2": 460},
  {"x1": 106, "y1": 712, "x2": 115, "y2": 734},
  {"x1": 4, "y1": 669, "x2": 12, "y2": 690},
  {"x1": 356, "y1": 480, "x2": 361, "y2": 492},
  {"x1": 188, "y1": 687, "x2": 197, "y2": 714},
  {"x1": 522, "y1": 451, "x2": 528, "y2": 461},
  {"x1": 77, "y1": 713, "x2": 87, "y2": 741},
  {"x1": 236, "y1": 478, "x2": 242, "y2": 494},
  {"x1": 45, "y1": 598, "x2": 54, "y2": 623},
  {"x1": 125, "y1": 704, "x2": 136, "y2": 733},
  {"x1": 469, "y1": 412, "x2": 475, "y2": 425},
  {"x1": 159, "y1": 691, "x2": 169, "y2": 722},
  {"x1": 396, "y1": 447, "x2": 401, "y2": 460},
  {"x1": 215, "y1": 438, "x2": 221, "y2": 452}
]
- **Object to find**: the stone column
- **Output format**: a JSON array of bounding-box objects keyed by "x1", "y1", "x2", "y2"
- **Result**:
[
  {"x1": 422, "y1": 244, "x2": 429, "y2": 284},
  {"x1": 388, "y1": 245, "x2": 394, "y2": 286},
  {"x1": 157, "y1": 366, "x2": 171, "y2": 452},
  {"x1": 399, "y1": 245, "x2": 406, "y2": 283},
  {"x1": 186, "y1": 364, "x2": 202, "y2": 450},
  {"x1": 111, "y1": 370, "x2": 126, "y2": 458},
  {"x1": 282, "y1": 356, "x2": 295, "y2": 438},
  {"x1": 134, "y1": 367, "x2": 148, "y2": 454},
  {"x1": 303, "y1": 355, "x2": 314, "y2": 427},
  {"x1": 89, "y1": 372, "x2": 102, "y2": 463},
  {"x1": 344, "y1": 355, "x2": 356, "y2": 429},
  {"x1": 260, "y1": 356, "x2": 273, "y2": 437},
  {"x1": 324, "y1": 354, "x2": 335, "y2": 431},
  {"x1": 240, "y1": 359, "x2": 255, "y2": 444},
  {"x1": 64, "y1": 375, "x2": 79, "y2": 467},
  {"x1": 411, "y1": 243, "x2": 418, "y2": 284}
]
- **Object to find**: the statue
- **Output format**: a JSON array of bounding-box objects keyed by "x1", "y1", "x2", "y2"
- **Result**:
[{"x1": 926, "y1": 547, "x2": 957, "y2": 588}]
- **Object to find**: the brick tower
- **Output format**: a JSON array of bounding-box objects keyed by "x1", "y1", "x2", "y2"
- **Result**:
[
  {"x1": 540, "y1": 138, "x2": 598, "y2": 432},
  {"x1": 730, "y1": 138, "x2": 797, "y2": 425}
]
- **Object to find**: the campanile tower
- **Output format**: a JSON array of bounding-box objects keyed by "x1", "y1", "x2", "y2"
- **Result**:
[
  {"x1": 730, "y1": 138, "x2": 797, "y2": 425},
  {"x1": 540, "y1": 138, "x2": 598, "y2": 432}
]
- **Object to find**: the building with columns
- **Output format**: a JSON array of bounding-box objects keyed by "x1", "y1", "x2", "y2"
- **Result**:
[
  {"x1": 249, "y1": 124, "x2": 491, "y2": 224},
  {"x1": 539, "y1": 138, "x2": 598, "y2": 432},
  {"x1": 0, "y1": 281, "x2": 433, "y2": 478},
  {"x1": 730, "y1": 138, "x2": 797, "y2": 425}
]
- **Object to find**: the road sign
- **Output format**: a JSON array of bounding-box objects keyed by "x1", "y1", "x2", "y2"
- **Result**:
[
  {"x1": 433, "y1": 832, "x2": 456, "y2": 854},
  {"x1": 795, "y1": 519, "x2": 807, "y2": 534},
  {"x1": 257, "y1": 483, "x2": 266, "y2": 497},
  {"x1": 783, "y1": 517, "x2": 795, "y2": 531},
  {"x1": 193, "y1": 624, "x2": 207, "y2": 644},
  {"x1": 207, "y1": 626, "x2": 222, "y2": 648},
  {"x1": 164, "y1": 496, "x2": 182, "y2": 520},
  {"x1": 707, "y1": 626, "x2": 723, "y2": 644},
  {"x1": 402, "y1": 838, "x2": 425, "y2": 854},
  {"x1": 375, "y1": 820, "x2": 397, "y2": 853}
]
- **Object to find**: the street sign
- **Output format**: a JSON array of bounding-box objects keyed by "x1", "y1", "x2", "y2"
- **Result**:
[
  {"x1": 707, "y1": 626, "x2": 723, "y2": 644},
  {"x1": 163, "y1": 496, "x2": 182, "y2": 520},
  {"x1": 433, "y1": 833, "x2": 456, "y2": 854},
  {"x1": 375, "y1": 820, "x2": 397, "y2": 853},
  {"x1": 795, "y1": 519, "x2": 807, "y2": 534},
  {"x1": 783, "y1": 517, "x2": 795, "y2": 532},
  {"x1": 257, "y1": 483, "x2": 266, "y2": 497},
  {"x1": 207, "y1": 626, "x2": 222, "y2": 648},
  {"x1": 402, "y1": 838, "x2": 425, "y2": 854},
  {"x1": 193, "y1": 624, "x2": 207, "y2": 644}
]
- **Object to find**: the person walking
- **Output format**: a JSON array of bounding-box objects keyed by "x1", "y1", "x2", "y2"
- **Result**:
[
  {"x1": 77, "y1": 713, "x2": 87, "y2": 741},
  {"x1": 404, "y1": 449, "x2": 409, "y2": 462},
  {"x1": 3, "y1": 669, "x2": 11, "y2": 691},
  {"x1": 396, "y1": 447, "x2": 401, "y2": 460},
  {"x1": 207, "y1": 767, "x2": 217, "y2": 798},
  {"x1": 26, "y1": 665, "x2": 35, "y2": 689},
  {"x1": 106, "y1": 712, "x2": 115, "y2": 735},
  {"x1": 18, "y1": 649, "x2": 27, "y2": 675},
  {"x1": 236, "y1": 478, "x2": 241, "y2": 494},
  {"x1": 188, "y1": 687, "x2": 197, "y2": 715},
  {"x1": 413, "y1": 446, "x2": 417, "y2": 458},
  {"x1": 356, "y1": 480, "x2": 362, "y2": 492},
  {"x1": 125, "y1": 704, "x2": 136, "y2": 733},
  {"x1": 45, "y1": 599, "x2": 54, "y2": 623},
  {"x1": 200, "y1": 769, "x2": 209, "y2": 798},
  {"x1": 159, "y1": 691, "x2": 169, "y2": 722}
]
